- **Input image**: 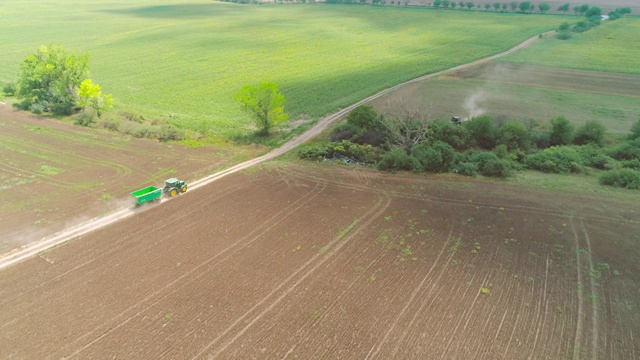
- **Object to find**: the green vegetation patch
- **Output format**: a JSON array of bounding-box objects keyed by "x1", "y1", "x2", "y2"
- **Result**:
[
  {"x1": 499, "y1": 18, "x2": 640, "y2": 74},
  {"x1": 0, "y1": 0, "x2": 565, "y2": 135}
]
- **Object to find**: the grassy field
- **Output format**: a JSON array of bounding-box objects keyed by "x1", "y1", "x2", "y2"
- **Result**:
[
  {"x1": 0, "y1": 0, "x2": 566, "y2": 135},
  {"x1": 499, "y1": 18, "x2": 640, "y2": 74}
]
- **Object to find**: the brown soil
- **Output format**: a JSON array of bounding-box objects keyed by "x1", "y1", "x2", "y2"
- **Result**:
[
  {"x1": 0, "y1": 104, "x2": 263, "y2": 255},
  {"x1": 1, "y1": 163, "x2": 639, "y2": 359}
]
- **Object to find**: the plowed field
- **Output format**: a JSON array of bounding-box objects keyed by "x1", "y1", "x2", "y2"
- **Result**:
[
  {"x1": 0, "y1": 104, "x2": 262, "y2": 254},
  {"x1": 1, "y1": 162, "x2": 639, "y2": 359}
]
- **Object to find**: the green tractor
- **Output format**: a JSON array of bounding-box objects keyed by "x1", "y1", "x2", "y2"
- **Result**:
[{"x1": 163, "y1": 178, "x2": 188, "y2": 197}]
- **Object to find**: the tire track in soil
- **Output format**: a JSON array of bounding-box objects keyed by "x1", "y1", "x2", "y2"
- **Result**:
[
  {"x1": 65, "y1": 176, "x2": 329, "y2": 359},
  {"x1": 192, "y1": 193, "x2": 392, "y2": 360},
  {"x1": 569, "y1": 217, "x2": 592, "y2": 360},
  {"x1": 383, "y1": 226, "x2": 458, "y2": 359},
  {"x1": 580, "y1": 220, "x2": 600, "y2": 360}
]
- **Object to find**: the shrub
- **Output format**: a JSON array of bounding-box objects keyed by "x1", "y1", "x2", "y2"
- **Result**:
[
  {"x1": 455, "y1": 162, "x2": 478, "y2": 176},
  {"x1": 599, "y1": 169, "x2": 640, "y2": 190},
  {"x1": 3, "y1": 83, "x2": 16, "y2": 96},
  {"x1": 556, "y1": 31, "x2": 572, "y2": 40},
  {"x1": 621, "y1": 159, "x2": 640, "y2": 170},
  {"x1": 332, "y1": 105, "x2": 387, "y2": 147},
  {"x1": 378, "y1": 148, "x2": 419, "y2": 172},
  {"x1": 158, "y1": 124, "x2": 186, "y2": 142},
  {"x1": 558, "y1": 22, "x2": 570, "y2": 31},
  {"x1": 411, "y1": 141, "x2": 456, "y2": 173},
  {"x1": 74, "y1": 111, "x2": 96, "y2": 127},
  {"x1": 574, "y1": 120, "x2": 606, "y2": 146},
  {"x1": 576, "y1": 144, "x2": 617, "y2": 170},
  {"x1": 460, "y1": 150, "x2": 515, "y2": 178},
  {"x1": 629, "y1": 120, "x2": 640, "y2": 140},
  {"x1": 524, "y1": 146, "x2": 583, "y2": 173},
  {"x1": 531, "y1": 129, "x2": 551, "y2": 149},
  {"x1": 481, "y1": 159, "x2": 514, "y2": 178},
  {"x1": 427, "y1": 119, "x2": 470, "y2": 150},
  {"x1": 464, "y1": 115, "x2": 499, "y2": 150},
  {"x1": 499, "y1": 120, "x2": 531, "y2": 151},
  {"x1": 298, "y1": 140, "x2": 381, "y2": 163},
  {"x1": 572, "y1": 20, "x2": 591, "y2": 33},
  {"x1": 549, "y1": 116, "x2": 574, "y2": 146},
  {"x1": 608, "y1": 139, "x2": 640, "y2": 161}
]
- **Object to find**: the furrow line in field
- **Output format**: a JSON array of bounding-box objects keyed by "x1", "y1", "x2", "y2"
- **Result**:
[
  {"x1": 366, "y1": 225, "x2": 456, "y2": 360},
  {"x1": 528, "y1": 253, "x2": 551, "y2": 359},
  {"x1": 580, "y1": 220, "x2": 599, "y2": 360},
  {"x1": 569, "y1": 218, "x2": 586, "y2": 360},
  {"x1": 65, "y1": 178, "x2": 329, "y2": 359},
  {"x1": 389, "y1": 230, "x2": 461, "y2": 358},
  {"x1": 195, "y1": 194, "x2": 392, "y2": 360}
]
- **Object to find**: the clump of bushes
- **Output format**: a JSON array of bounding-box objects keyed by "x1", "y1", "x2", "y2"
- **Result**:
[
  {"x1": 298, "y1": 140, "x2": 382, "y2": 164},
  {"x1": 599, "y1": 169, "x2": 640, "y2": 190},
  {"x1": 92, "y1": 111, "x2": 186, "y2": 142},
  {"x1": 524, "y1": 146, "x2": 583, "y2": 173}
]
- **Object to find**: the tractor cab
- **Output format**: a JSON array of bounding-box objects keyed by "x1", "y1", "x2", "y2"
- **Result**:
[{"x1": 163, "y1": 178, "x2": 188, "y2": 197}]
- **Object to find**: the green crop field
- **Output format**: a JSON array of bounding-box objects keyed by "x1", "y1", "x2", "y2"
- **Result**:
[
  {"x1": 499, "y1": 18, "x2": 640, "y2": 74},
  {"x1": 0, "y1": 0, "x2": 567, "y2": 135}
]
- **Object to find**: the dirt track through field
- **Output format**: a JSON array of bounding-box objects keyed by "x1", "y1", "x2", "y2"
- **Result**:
[{"x1": 0, "y1": 32, "x2": 549, "y2": 271}]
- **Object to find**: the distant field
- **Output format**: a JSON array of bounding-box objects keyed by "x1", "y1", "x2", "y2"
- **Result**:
[
  {"x1": 371, "y1": 63, "x2": 640, "y2": 135},
  {"x1": 499, "y1": 18, "x2": 640, "y2": 74},
  {"x1": 0, "y1": 0, "x2": 566, "y2": 135}
]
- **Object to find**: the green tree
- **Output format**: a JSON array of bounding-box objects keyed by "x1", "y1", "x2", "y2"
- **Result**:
[
  {"x1": 574, "y1": 120, "x2": 606, "y2": 146},
  {"x1": 557, "y1": 3, "x2": 569, "y2": 13},
  {"x1": 538, "y1": 3, "x2": 550, "y2": 12},
  {"x1": 450, "y1": 2, "x2": 457, "y2": 8},
  {"x1": 628, "y1": 119, "x2": 640, "y2": 140},
  {"x1": 77, "y1": 79, "x2": 113, "y2": 119},
  {"x1": 616, "y1": 7, "x2": 632, "y2": 16},
  {"x1": 585, "y1": 6, "x2": 601, "y2": 18},
  {"x1": 493, "y1": 2, "x2": 501, "y2": 11},
  {"x1": 484, "y1": 3, "x2": 492, "y2": 10},
  {"x1": 16, "y1": 44, "x2": 89, "y2": 115},
  {"x1": 510, "y1": 1, "x2": 519, "y2": 12},
  {"x1": 549, "y1": 116, "x2": 574, "y2": 146},
  {"x1": 502, "y1": 3, "x2": 508, "y2": 11},
  {"x1": 234, "y1": 81, "x2": 288, "y2": 135},
  {"x1": 465, "y1": 1, "x2": 474, "y2": 9},
  {"x1": 464, "y1": 115, "x2": 499, "y2": 150},
  {"x1": 519, "y1": 1, "x2": 531, "y2": 12},
  {"x1": 578, "y1": 4, "x2": 589, "y2": 15},
  {"x1": 412, "y1": 141, "x2": 457, "y2": 173},
  {"x1": 499, "y1": 120, "x2": 531, "y2": 151}
]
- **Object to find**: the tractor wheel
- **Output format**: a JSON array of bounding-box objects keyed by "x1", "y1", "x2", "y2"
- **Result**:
[
  {"x1": 170, "y1": 189, "x2": 178, "y2": 197},
  {"x1": 181, "y1": 185, "x2": 187, "y2": 193}
]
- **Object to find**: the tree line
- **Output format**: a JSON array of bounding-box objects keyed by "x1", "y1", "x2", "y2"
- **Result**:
[{"x1": 298, "y1": 104, "x2": 640, "y2": 190}]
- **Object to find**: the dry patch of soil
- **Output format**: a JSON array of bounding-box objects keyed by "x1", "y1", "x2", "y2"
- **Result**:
[{"x1": 1, "y1": 162, "x2": 638, "y2": 359}]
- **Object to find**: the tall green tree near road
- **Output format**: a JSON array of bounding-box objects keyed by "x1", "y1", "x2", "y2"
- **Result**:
[
  {"x1": 77, "y1": 79, "x2": 113, "y2": 119},
  {"x1": 16, "y1": 44, "x2": 89, "y2": 115},
  {"x1": 234, "y1": 81, "x2": 288, "y2": 135}
]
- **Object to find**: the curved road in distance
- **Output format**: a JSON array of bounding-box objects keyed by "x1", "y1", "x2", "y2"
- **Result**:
[{"x1": 0, "y1": 32, "x2": 550, "y2": 271}]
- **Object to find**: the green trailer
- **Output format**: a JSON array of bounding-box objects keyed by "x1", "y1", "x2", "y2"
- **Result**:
[{"x1": 131, "y1": 186, "x2": 163, "y2": 206}]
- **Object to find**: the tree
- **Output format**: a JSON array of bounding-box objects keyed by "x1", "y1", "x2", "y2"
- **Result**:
[
  {"x1": 510, "y1": 1, "x2": 518, "y2": 12},
  {"x1": 234, "y1": 81, "x2": 288, "y2": 135},
  {"x1": 549, "y1": 116, "x2": 574, "y2": 146},
  {"x1": 465, "y1": 1, "x2": 474, "y2": 9},
  {"x1": 464, "y1": 115, "x2": 499, "y2": 150},
  {"x1": 557, "y1": 3, "x2": 569, "y2": 13},
  {"x1": 573, "y1": 5, "x2": 581, "y2": 15},
  {"x1": 16, "y1": 44, "x2": 89, "y2": 115},
  {"x1": 382, "y1": 100, "x2": 432, "y2": 154},
  {"x1": 77, "y1": 79, "x2": 113, "y2": 119},
  {"x1": 574, "y1": 120, "x2": 606, "y2": 146},
  {"x1": 502, "y1": 3, "x2": 508, "y2": 11},
  {"x1": 442, "y1": 0, "x2": 450, "y2": 7},
  {"x1": 585, "y1": 6, "x2": 601, "y2": 18},
  {"x1": 450, "y1": 2, "x2": 457, "y2": 9},
  {"x1": 412, "y1": 141, "x2": 456, "y2": 173},
  {"x1": 538, "y1": 3, "x2": 550, "y2": 13},
  {"x1": 628, "y1": 119, "x2": 640, "y2": 140},
  {"x1": 493, "y1": 2, "x2": 501, "y2": 11},
  {"x1": 616, "y1": 7, "x2": 632, "y2": 16},
  {"x1": 578, "y1": 4, "x2": 589, "y2": 15},
  {"x1": 499, "y1": 120, "x2": 531, "y2": 151},
  {"x1": 433, "y1": 0, "x2": 441, "y2": 7},
  {"x1": 484, "y1": 3, "x2": 491, "y2": 10},
  {"x1": 519, "y1": 1, "x2": 531, "y2": 12}
]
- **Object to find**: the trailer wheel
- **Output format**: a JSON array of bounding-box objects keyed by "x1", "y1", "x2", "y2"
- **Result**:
[
  {"x1": 181, "y1": 185, "x2": 187, "y2": 193},
  {"x1": 170, "y1": 189, "x2": 178, "y2": 197}
]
